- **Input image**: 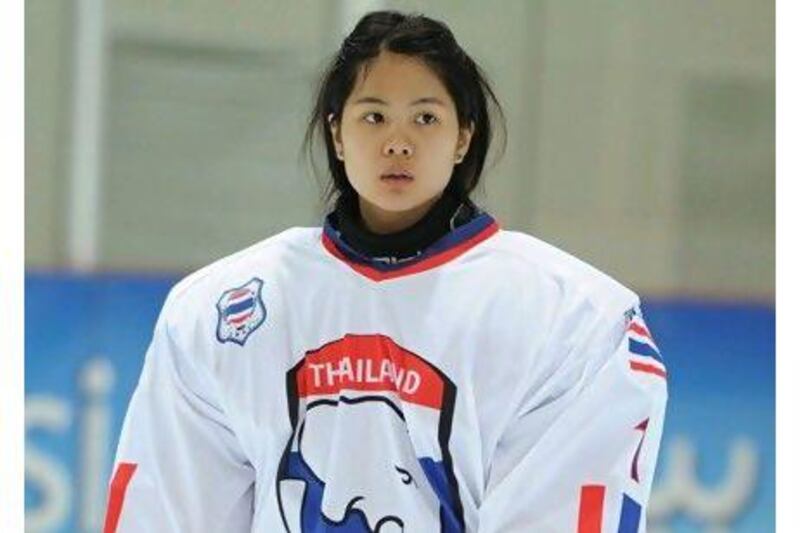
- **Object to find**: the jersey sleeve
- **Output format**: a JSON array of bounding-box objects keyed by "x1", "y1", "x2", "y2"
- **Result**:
[
  {"x1": 103, "y1": 291, "x2": 255, "y2": 533},
  {"x1": 477, "y1": 301, "x2": 668, "y2": 533}
]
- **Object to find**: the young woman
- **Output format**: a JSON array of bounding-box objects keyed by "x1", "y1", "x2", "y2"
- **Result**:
[{"x1": 105, "y1": 11, "x2": 667, "y2": 533}]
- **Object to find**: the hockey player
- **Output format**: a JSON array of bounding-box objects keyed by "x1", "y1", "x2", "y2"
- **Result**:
[{"x1": 105, "y1": 10, "x2": 667, "y2": 533}]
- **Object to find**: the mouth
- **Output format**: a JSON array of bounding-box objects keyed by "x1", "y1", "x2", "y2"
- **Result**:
[{"x1": 380, "y1": 170, "x2": 414, "y2": 182}]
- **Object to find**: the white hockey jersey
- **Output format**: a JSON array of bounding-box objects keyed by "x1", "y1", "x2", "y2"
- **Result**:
[{"x1": 105, "y1": 213, "x2": 668, "y2": 533}]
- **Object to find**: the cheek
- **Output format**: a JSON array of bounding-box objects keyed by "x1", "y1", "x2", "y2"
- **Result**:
[
  {"x1": 428, "y1": 123, "x2": 460, "y2": 151},
  {"x1": 341, "y1": 129, "x2": 381, "y2": 167},
  {"x1": 422, "y1": 134, "x2": 459, "y2": 167},
  {"x1": 340, "y1": 120, "x2": 372, "y2": 147}
]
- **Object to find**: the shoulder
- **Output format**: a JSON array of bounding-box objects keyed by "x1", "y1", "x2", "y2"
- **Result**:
[
  {"x1": 483, "y1": 229, "x2": 639, "y2": 317},
  {"x1": 160, "y1": 226, "x2": 320, "y2": 323},
  {"x1": 484, "y1": 231, "x2": 651, "y2": 392}
]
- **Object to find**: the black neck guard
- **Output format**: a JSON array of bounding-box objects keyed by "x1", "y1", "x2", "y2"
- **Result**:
[{"x1": 328, "y1": 191, "x2": 481, "y2": 260}]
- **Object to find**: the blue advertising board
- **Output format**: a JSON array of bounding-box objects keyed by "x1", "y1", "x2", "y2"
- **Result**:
[{"x1": 24, "y1": 274, "x2": 775, "y2": 532}]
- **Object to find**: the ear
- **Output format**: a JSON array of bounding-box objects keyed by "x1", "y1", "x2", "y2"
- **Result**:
[
  {"x1": 455, "y1": 121, "x2": 475, "y2": 163},
  {"x1": 328, "y1": 113, "x2": 344, "y2": 160}
]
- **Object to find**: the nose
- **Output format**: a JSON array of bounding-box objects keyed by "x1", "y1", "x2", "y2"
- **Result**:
[{"x1": 383, "y1": 136, "x2": 414, "y2": 158}]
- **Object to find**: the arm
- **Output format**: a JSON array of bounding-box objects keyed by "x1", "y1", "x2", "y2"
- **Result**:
[
  {"x1": 104, "y1": 294, "x2": 255, "y2": 533},
  {"x1": 478, "y1": 304, "x2": 667, "y2": 532}
]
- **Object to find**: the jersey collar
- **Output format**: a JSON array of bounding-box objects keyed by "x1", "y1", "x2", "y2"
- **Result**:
[{"x1": 321, "y1": 211, "x2": 499, "y2": 282}]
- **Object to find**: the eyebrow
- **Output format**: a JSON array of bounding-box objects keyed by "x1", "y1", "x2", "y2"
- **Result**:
[{"x1": 352, "y1": 96, "x2": 447, "y2": 107}]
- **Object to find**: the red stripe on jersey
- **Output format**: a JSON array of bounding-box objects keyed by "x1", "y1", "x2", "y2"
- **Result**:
[
  {"x1": 627, "y1": 321, "x2": 653, "y2": 341},
  {"x1": 228, "y1": 288, "x2": 250, "y2": 299},
  {"x1": 227, "y1": 310, "x2": 254, "y2": 325},
  {"x1": 104, "y1": 462, "x2": 138, "y2": 533},
  {"x1": 578, "y1": 485, "x2": 605, "y2": 533},
  {"x1": 629, "y1": 360, "x2": 667, "y2": 379}
]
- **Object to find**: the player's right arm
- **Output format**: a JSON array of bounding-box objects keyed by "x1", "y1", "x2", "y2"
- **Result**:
[
  {"x1": 477, "y1": 288, "x2": 667, "y2": 532},
  {"x1": 104, "y1": 291, "x2": 255, "y2": 533}
]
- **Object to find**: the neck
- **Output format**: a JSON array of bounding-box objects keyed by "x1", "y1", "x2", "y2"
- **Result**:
[
  {"x1": 358, "y1": 195, "x2": 441, "y2": 234},
  {"x1": 329, "y1": 189, "x2": 479, "y2": 260}
]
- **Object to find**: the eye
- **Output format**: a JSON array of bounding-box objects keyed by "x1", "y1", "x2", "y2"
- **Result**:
[
  {"x1": 415, "y1": 112, "x2": 439, "y2": 125},
  {"x1": 363, "y1": 112, "x2": 384, "y2": 124}
]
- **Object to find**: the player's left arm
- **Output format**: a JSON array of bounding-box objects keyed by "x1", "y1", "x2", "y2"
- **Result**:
[{"x1": 477, "y1": 302, "x2": 668, "y2": 532}]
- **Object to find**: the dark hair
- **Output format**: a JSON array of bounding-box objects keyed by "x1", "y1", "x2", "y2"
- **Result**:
[{"x1": 303, "y1": 10, "x2": 507, "y2": 209}]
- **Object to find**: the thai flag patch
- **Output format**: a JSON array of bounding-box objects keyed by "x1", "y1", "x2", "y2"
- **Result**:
[
  {"x1": 577, "y1": 485, "x2": 642, "y2": 533},
  {"x1": 624, "y1": 308, "x2": 667, "y2": 379},
  {"x1": 216, "y1": 277, "x2": 266, "y2": 346}
]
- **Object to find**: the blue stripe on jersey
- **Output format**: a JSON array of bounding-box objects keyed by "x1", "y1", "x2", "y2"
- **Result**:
[
  {"x1": 225, "y1": 298, "x2": 254, "y2": 316},
  {"x1": 628, "y1": 339, "x2": 663, "y2": 362},
  {"x1": 617, "y1": 494, "x2": 642, "y2": 533},
  {"x1": 419, "y1": 457, "x2": 463, "y2": 533}
]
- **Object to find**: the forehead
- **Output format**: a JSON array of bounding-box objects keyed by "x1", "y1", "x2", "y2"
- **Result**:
[{"x1": 348, "y1": 51, "x2": 453, "y2": 105}]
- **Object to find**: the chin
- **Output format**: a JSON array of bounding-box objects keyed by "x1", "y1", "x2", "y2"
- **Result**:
[{"x1": 366, "y1": 193, "x2": 433, "y2": 214}]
